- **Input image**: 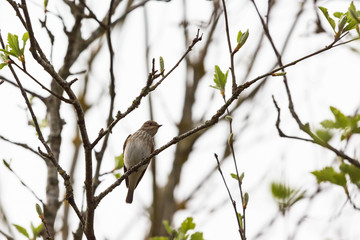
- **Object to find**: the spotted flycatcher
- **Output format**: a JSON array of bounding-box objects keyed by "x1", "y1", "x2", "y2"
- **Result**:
[{"x1": 123, "y1": 120, "x2": 161, "y2": 203}]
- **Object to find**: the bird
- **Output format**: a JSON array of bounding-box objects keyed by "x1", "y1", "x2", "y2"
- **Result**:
[{"x1": 123, "y1": 120, "x2": 162, "y2": 204}]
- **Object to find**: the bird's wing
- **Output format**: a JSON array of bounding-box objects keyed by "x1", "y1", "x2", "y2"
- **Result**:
[
  {"x1": 135, "y1": 166, "x2": 148, "y2": 188},
  {"x1": 135, "y1": 140, "x2": 154, "y2": 188},
  {"x1": 123, "y1": 134, "x2": 131, "y2": 188}
]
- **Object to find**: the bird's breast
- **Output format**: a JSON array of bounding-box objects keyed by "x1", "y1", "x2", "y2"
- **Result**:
[{"x1": 124, "y1": 134, "x2": 153, "y2": 168}]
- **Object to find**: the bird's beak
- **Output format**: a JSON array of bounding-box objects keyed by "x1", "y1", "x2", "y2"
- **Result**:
[{"x1": 158, "y1": 124, "x2": 162, "y2": 128}]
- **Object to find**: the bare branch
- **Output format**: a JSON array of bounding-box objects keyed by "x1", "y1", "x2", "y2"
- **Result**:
[
  {"x1": 221, "y1": 0, "x2": 237, "y2": 93},
  {"x1": 2, "y1": 159, "x2": 44, "y2": 204},
  {"x1": 0, "y1": 229, "x2": 14, "y2": 240},
  {"x1": 10, "y1": 61, "x2": 74, "y2": 104},
  {"x1": 91, "y1": 30, "x2": 203, "y2": 149},
  {"x1": 0, "y1": 135, "x2": 43, "y2": 157}
]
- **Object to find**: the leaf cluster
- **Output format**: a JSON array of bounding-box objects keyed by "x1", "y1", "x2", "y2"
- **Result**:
[
  {"x1": 151, "y1": 217, "x2": 204, "y2": 240},
  {"x1": 312, "y1": 162, "x2": 360, "y2": 189},
  {"x1": 230, "y1": 172, "x2": 248, "y2": 209},
  {"x1": 13, "y1": 222, "x2": 43, "y2": 240},
  {"x1": 319, "y1": 1, "x2": 360, "y2": 38},
  {"x1": 271, "y1": 182, "x2": 306, "y2": 215},
  {"x1": 234, "y1": 29, "x2": 249, "y2": 53},
  {"x1": 0, "y1": 32, "x2": 29, "y2": 69},
  {"x1": 210, "y1": 65, "x2": 228, "y2": 98},
  {"x1": 320, "y1": 106, "x2": 360, "y2": 141}
]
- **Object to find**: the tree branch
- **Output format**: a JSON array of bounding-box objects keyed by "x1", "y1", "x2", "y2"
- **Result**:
[
  {"x1": 90, "y1": 30, "x2": 203, "y2": 149},
  {"x1": 221, "y1": 0, "x2": 237, "y2": 94}
]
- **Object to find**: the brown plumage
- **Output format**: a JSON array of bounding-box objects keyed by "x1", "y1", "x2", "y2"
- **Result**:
[{"x1": 123, "y1": 120, "x2": 161, "y2": 203}]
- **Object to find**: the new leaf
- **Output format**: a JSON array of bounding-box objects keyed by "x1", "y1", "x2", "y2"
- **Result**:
[
  {"x1": 312, "y1": 166, "x2": 347, "y2": 187},
  {"x1": 13, "y1": 224, "x2": 30, "y2": 238},
  {"x1": 319, "y1": 6, "x2": 336, "y2": 31},
  {"x1": 210, "y1": 65, "x2": 228, "y2": 97}
]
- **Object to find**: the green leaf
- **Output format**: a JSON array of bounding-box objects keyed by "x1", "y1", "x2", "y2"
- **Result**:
[
  {"x1": 114, "y1": 153, "x2": 124, "y2": 170},
  {"x1": 13, "y1": 224, "x2": 30, "y2": 238},
  {"x1": 312, "y1": 166, "x2": 347, "y2": 187},
  {"x1": 190, "y1": 232, "x2": 204, "y2": 240},
  {"x1": 319, "y1": 6, "x2": 336, "y2": 31},
  {"x1": 325, "y1": 106, "x2": 349, "y2": 129},
  {"x1": 340, "y1": 163, "x2": 360, "y2": 188},
  {"x1": 237, "y1": 29, "x2": 249, "y2": 47},
  {"x1": 113, "y1": 172, "x2": 121, "y2": 179},
  {"x1": 35, "y1": 203, "x2": 43, "y2": 218},
  {"x1": 151, "y1": 237, "x2": 169, "y2": 240},
  {"x1": 337, "y1": 15, "x2": 348, "y2": 33},
  {"x1": 320, "y1": 119, "x2": 337, "y2": 129},
  {"x1": 7, "y1": 33, "x2": 22, "y2": 57},
  {"x1": 159, "y1": 56, "x2": 165, "y2": 73},
  {"x1": 333, "y1": 12, "x2": 344, "y2": 18},
  {"x1": 0, "y1": 63, "x2": 7, "y2": 70},
  {"x1": 211, "y1": 65, "x2": 228, "y2": 95},
  {"x1": 21, "y1": 32, "x2": 29, "y2": 54},
  {"x1": 44, "y1": 0, "x2": 49, "y2": 9},
  {"x1": 237, "y1": 30, "x2": 243, "y2": 43},
  {"x1": 243, "y1": 192, "x2": 249, "y2": 208},
  {"x1": 271, "y1": 182, "x2": 291, "y2": 200},
  {"x1": 180, "y1": 217, "x2": 195, "y2": 233},
  {"x1": 349, "y1": 8, "x2": 360, "y2": 24},
  {"x1": 320, "y1": 106, "x2": 360, "y2": 141},
  {"x1": 237, "y1": 212, "x2": 243, "y2": 230},
  {"x1": 163, "y1": 220, "x2": 174, "y2": 236},
  {"x1": 271, "y1": 181, "x2": 306, "y2": 214},
  {"x1": 230, "y1": 173, "x2": 238, "y2": 180},
  {"x1": 0, "y1": 48, "x2": 18, "y2": 58},
  {"x1": 0, "y1": 53, "x2": 6, "y2": 61},
  {"x1": 315, "y1": 129, "x2": 333, "y2": 143},
  {"x1": 239, "y1": 172, "x2": 245, "y2": 183},
  {"x1": 31, "y1": 222, "x2": 43, "y2": 238},
  {"x1": 227, "y1": 133, "x2": 233, "y2": 145},
  {"x1": 235, "y1": 29, "x2": 249, "y2": 52}
]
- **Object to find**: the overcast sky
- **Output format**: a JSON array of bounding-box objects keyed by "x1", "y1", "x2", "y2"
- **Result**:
[{"x1": 1, "y1": 0, "x2": 360, "y2": 239}]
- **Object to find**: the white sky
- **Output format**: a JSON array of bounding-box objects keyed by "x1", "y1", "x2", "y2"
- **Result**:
[{"x1": 1, "y1": 0, "x2": 360, "y2": 239}]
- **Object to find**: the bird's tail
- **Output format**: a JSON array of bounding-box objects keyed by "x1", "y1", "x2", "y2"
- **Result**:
[{"x1": 126, "y1": 188, "x2": 134, "y2": 204}]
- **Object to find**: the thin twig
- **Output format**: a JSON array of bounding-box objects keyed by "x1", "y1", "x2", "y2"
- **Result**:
[
  {"x1": 0, "y1": 135, "x2": 43, "y2": 157},
  {"x1": 94, "y1": 32, "x2": 360, "y2": 204},
  {"x1": 0, "y1": 229, "x2": 14, "y2": 240},
  {"x1": 0, "y1": 75, "x2": 46, "y2": 102},
  {"x1": 40, "y1": 214, "x2": 53, "y2": 240},
  {"x1": 221, "y1": 93, "x2": 246, "y2": 239},
  {"x1": 90, "y1": 30, "x2": 203, "y2": 149},
  {"x1": 221, "y1": 0, "x2": 237, "y2": 94},
  {"x1": 346, "y1": 190, "x2": 360, "y2": 211},
  {"x1": 149, "y1": 29, "x2": 203, "y2": 91},
  {"x1": 272, "y1": 96, "x2": 315, "y2": 143},
  {"x1": 1, "y1": 27, "x2": 84, "y2": 231},
  {"x1": 92, "y1": 0, "x2": 117, "y2": 193},
  {"x1": 19, "y1": 1, "x2": 93, "y2": 235},
  {"x1": 10, "y1": 61, "x2": 73, "y2": 104},
  {"x1": 252, "y1": 0, "x2": 360, "y2": 168},
  {"x1": 79, "y1": 0, "x2": 107, "y2": 28},
  {"x1": 214, "y1": 153, "x2": 243, "y2": 239},
  {"x1": 2, "y1": 160, "x2": 44, "y2": 204}
]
